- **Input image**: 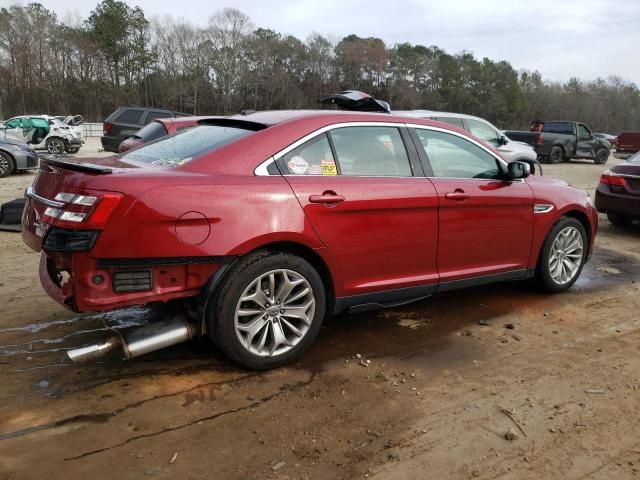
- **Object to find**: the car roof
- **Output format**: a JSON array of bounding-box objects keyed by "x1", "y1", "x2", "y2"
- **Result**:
[{"x1": 393, "y1": 110, "x2": 493, "y2": 124}]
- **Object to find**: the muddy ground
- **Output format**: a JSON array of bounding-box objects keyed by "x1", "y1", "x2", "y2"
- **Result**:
[{"x1": 0, "y1": 148, "x2": 639, "y2": 480}]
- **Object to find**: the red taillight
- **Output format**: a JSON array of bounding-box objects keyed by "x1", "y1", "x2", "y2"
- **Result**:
[
  {"x1": 43, "y1": 191, "x2": 123, "y2": 230},
  {"x1": 103, "y1": 122, "x2": 113, "y2": 136},
  {"x1": 599, "y1": 171, "x2": 626, "y2": 187}
]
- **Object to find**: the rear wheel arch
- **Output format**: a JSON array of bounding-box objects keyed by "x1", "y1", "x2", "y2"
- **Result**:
[{"x1": 200, "y1": 241, "x2": 336, "y2": 333}]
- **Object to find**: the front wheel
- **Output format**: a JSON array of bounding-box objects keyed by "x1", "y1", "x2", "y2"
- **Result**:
[
  {"x1": 0, "y1": 151, "x2": 15, "y2": 178},
  {"x1": 65, "y1": 147, "x2": 80, "y2": 154},
  {"x1": 594, "y1": 148, "x2": 609, "y2": 165},
  {"x1": 46, "y1": 138, "x2": 65, "y2": 154},
  {"x1": 536, "y1": 217, "x2": 588, "y2": 293},
  {"x1": 208, "y1": 251, "x2": 326, "y2": 369},
  {"x1": 548, "y1": 146, "x2": 564, "y2": 164}
]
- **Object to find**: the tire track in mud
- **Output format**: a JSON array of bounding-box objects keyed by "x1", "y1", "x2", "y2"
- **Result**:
[
  {"x1": 0, "y1": 372, "x2": 262, "y2": 441},
  {"x1": 62, "y1": 371, "x2": 317, "y2": 461}
]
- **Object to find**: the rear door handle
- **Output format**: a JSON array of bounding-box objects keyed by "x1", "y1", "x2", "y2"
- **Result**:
[
  {"x1": 309, "y1": 192, "x2": 345, "y2": 204},
  {"x1": 444, "y1": 190, "x2": 469, "y2": 201}
]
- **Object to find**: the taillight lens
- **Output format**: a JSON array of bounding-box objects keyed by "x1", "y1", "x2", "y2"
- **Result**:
[
  {"x1": 103, "y1": 122, "x2": 113, "y2": 136},
  {"x1": 599, "y1": 171, "x2": 627, "y2": 187},
  {"x1": 43, "y1": 190, "x2": 123, "y2": 229}
]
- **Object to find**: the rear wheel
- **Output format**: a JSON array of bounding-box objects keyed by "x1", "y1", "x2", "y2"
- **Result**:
[
  {"x1": 536, "y1": 217, "x2": 587, "y2": 293},
  {"x1": 607, "y1": 211, "x2": 632, "y2": 227},
  {"x1": 46, "y1": 138, "x2": 65, "y2": 154},
  {"x1": 208, "y1": 251, "x2": 326, "y2": 369},
  {"x1": 65, "y1": 146, "x2": 80, "y2": 154},
  {"x1": 0, "y1": 151, "x2": 15, "y2": 178},
  {"x1": 548, "y1": 146, "x2": 564, "y2": 164},
  {"x1": 594, "y1": 148, "x2": 609, "y2": 165}
]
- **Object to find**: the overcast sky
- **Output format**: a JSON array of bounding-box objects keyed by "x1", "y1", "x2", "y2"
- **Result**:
[{"x1": 4, "y1": 0, "x2": 639, "y2": 85}]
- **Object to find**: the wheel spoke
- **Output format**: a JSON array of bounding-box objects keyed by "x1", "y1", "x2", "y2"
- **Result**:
[
  {"x1": 269, "y1": 319, "x2": 292, "y2": 355},
  {"x1": 284, "y1": 287, "x2": 310, "y2": 305},
  {"x1": 238, "y1": 316, "x2": 268, "y2": 345},
  {"x1": 281, "y1": 318, "x2": 303, "y2": 338}
]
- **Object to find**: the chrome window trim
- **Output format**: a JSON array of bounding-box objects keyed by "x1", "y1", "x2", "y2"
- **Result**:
[
  {"x1": 254, "y1": 121, "x2": 414, "y2": 176},
  {"x1": 254, "y1": 121, "x2": 510, "y2": 179}
]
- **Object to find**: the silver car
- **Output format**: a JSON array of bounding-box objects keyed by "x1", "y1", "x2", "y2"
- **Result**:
[
  {"x1": 0, "y1": 139, "x2": 38, "y2": 178},
  {"x1": 394, "y1": 110, "x2": 538, "y2": 164}
]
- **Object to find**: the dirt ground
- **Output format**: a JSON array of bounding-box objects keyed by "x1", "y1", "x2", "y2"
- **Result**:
[{"x1": 0, "y1": 148, "x2": 639, "y2": 480}]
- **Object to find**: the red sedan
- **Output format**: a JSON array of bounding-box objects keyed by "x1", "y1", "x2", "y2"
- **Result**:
[
  {"x1": 117, "y1": 116, "x2": 210, "y2": 153},
  {"x1": 22, "y1": 111, "x2": 597, "y2": 369}
]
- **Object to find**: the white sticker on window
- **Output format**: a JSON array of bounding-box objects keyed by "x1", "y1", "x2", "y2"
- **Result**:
[{"x1": 288, "y1": 156, "x2": 309, "y2": 174}]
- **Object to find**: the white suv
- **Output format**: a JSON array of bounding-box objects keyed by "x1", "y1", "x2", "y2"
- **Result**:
[
  {"x1": 0, "y1": 115, "x2": 84, "y2": 154},
  {"x1": 394, "y1": 110, "x2": 537, "y2": 165}
]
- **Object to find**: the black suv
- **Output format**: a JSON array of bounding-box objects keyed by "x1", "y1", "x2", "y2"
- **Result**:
[{"x1": 101, "y1": 107, "x2": 191, "y2": 152}]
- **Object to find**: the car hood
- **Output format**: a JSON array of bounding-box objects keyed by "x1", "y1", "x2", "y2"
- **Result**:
[
  {"x1": 526, "y1": 174, "x2": 569, "y2": 187},
  {"x1": 0, "y1": 138, "x2": 27, "y2": 147}
]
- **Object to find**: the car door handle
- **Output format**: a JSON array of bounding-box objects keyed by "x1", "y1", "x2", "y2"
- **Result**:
[
  {"x1": 309, "y1": 192, "x2": 345, "y2": 204},
  {"x1": 444, "y1": 190, "x2": 469, "y2": 201}
]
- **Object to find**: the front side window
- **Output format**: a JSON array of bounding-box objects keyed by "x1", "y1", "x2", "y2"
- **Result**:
[
  {"x1": 120, "y1": 124, "x2": 255, "y2": 167},
  {"x1": 4, "y1": 118, "x2": 21, "y2": 129},
  {"x1": 329, "y1": 126, "x2": 412, "y2": 176},
  {"x1": 415, "y1": 128, "x2": 501, "y2": 179},
  {"x1": 577, "y1": 124, "x2": 591, "y2": 138},
  {"x1": 467, "y1": 118, "x2": 500, "y2": 146}
]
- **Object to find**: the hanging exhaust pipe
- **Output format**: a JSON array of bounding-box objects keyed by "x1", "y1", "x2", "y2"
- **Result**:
[{"x1": 67, "y1": 316, "x2": 196, "y2": 363}]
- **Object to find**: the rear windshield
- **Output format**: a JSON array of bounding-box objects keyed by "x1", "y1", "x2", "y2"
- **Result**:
[
  {"x1": 543, "y1": 122, "x2": 573, "y2": 135},
  {"x1": 134, "y1": 121, "x2": 167, "y2": 142},
  {"x1": 120, "y1": 124, "x2": 255, "y2": 167}
]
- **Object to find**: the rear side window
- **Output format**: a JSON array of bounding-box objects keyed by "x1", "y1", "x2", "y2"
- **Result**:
[
  {"x1": 116, "y1": 109, "x2": 144, "y2": 125},
  {"x1": 330, "y1": 126, "x2": 412, "y2": 176},
  {"x1": 134, "y1": 121, "x2": 168, "y2": 142},
  {"x1": 145, "y1": 111, "x2": 172, "y2": 124},
  {"x1": 415, "y1": 128, "x2": 501, "y2": 179},
  {"x1": 281, "y1": 134, "x2": 335, "y2": 175},
  {"x1": 120, "y1": 124, "x2": 255, "y2": 167},
  {"x1": 434, "y1": 117, "x2": 465, "y2": 129},
  {"x1": 543, "y1": 123, "x2": 573, "y2": 135}
]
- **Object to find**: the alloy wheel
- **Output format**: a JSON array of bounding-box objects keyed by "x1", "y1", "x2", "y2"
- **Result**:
[
  {"x1": 0, "y1": 154, "x2": 8, "y2": 175},
  {"x1": 234, "y1": 269, "x2": 316, "y2": 357},
  {"x1": 47, "y1": 139, "x2": 64, "y2": 154},
  {"x1": 548, "y1": 226, "x2": 584, "y2": 285}
]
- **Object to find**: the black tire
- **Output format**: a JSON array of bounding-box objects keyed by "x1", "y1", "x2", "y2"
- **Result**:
[
  {"x1": 594, "y1": 148, "x2": 609, "y2": 165},
  {"x1": 548, "y1": 146, "x2": 564, "y2": 164},
  {"x1": 607, "y1": 211, "x2": 632, "y2": 227},
  {"x1": 536, "y1": 217, "x2": 588, "y2": 293},
  {"x1": 46, "y1": 138, "x2": 65, "y2": 154},
  {"x1": 208, "y1": 251, "x2": 326, "y2": 370},
  {"x1": 0, "y1": 151, "x2": 15, "y2": 178},
  {"x1": 65, "y1": 147, "x2": 80, "y2": 154}
]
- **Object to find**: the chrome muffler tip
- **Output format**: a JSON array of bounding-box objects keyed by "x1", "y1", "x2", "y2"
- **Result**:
[{"x1": 67, "y1": 338, "x2": 120, "y2": 363}]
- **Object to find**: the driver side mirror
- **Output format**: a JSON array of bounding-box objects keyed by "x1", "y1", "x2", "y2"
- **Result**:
[
  {"x1": 507, "y1": 161, "x2": 530, "y2": 180},
  {"x1": 498, "y1": 135, "x2": 508, "y2": 146}
]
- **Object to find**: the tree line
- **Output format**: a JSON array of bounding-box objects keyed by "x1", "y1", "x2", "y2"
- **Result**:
[{"x1": 0, "y1": 1, "x2": 638, "y2": 133}]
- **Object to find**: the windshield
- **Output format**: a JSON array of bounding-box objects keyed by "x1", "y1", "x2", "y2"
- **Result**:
[{"x1": 120, "y1": 124, "x2": 255, "y2": 167}]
